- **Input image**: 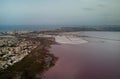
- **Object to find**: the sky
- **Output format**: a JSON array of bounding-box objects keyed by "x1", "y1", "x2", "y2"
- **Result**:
[{"x1": 0, "y1": 0, "x2": 120, "y2": 25}]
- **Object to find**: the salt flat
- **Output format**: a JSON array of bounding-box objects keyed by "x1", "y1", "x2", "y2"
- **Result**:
[
  {"x1": 38, "y1": 32, "x2": 88, "y2": 44},
  {"x1": 55, "y1": 35, "x2": 88, "y2": 44}
]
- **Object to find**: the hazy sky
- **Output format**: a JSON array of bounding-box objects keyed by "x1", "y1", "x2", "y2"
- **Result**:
[{"x1": 0, "y1": 0, "x2": 120, "y2": 25}]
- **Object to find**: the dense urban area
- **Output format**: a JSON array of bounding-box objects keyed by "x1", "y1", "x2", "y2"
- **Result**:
[{"x1": 0, "y1": 31, "x2": 58, "y2": 79}]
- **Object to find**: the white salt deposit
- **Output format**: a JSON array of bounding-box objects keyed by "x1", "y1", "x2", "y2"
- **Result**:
[
  {"x1": 37, "y1": 33, "x2": 88, "y2": 44},
  {"x1": 55, "y1": 35, "x2": 88, "y2": 44}
]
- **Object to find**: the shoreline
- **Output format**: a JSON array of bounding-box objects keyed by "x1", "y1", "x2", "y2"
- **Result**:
[
  {"x1": 0, "y1": 31, "x2": 88, "y2": 71},
  {"x1": 0, "y1": 36, "x2": 58, "y2": 79}
]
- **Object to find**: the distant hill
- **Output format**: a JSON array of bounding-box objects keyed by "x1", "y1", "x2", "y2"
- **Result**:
[
  {"x1": 59, "y1": 25, "x2": 120, "y2": 31},
  {"x1": 0, "y1": 25, "x2": 120, "y2": 32}
]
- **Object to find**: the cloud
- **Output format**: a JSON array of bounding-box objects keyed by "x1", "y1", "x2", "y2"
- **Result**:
[
  {"x1": 82, "y1": 8, "x2": 95, "y2": 11},
  {"x1": 0, "y1": 0, "x2": 120, "y2": 25},
  {"x1": 97, "y1": 4, "x2": 105, "y2": 8}
]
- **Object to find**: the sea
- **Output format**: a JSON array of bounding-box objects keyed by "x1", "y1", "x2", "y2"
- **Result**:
[{"x1": 0, "y1": 25, "x2": 60, "y2": 32}]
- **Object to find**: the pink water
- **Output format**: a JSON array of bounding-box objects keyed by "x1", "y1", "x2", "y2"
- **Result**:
[{"x1": 44, "y1": 32, "x2": 120, "y2": 79}]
